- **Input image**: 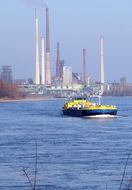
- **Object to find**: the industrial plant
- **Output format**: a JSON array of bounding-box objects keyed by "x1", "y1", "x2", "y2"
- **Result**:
[
  {"x1": 17, "y1": 7, "x2": 106, "y2": 97},
  {"x1": 0, "y1": 6, "x2": 130, "y2": 97}
]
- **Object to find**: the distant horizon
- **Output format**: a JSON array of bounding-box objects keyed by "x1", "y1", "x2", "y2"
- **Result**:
[{"x1": 0, "y1": 0, "x2": 132, "y2": 82}]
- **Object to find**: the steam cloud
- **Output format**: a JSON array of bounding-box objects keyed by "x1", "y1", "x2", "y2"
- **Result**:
[{"x1": 21, "y1": 0, "x2": 47, "y2": 8}]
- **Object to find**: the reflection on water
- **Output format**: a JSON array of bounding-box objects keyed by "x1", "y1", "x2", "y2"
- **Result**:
[{"x1": 0, "y1": 97, "x2": 131, "y2": 189}]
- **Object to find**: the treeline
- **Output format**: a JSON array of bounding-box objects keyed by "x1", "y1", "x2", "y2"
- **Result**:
[
  {"x1": 0, "y1": 80, "x2": 24, "y2": 99},
  {"x1": 104, "y1": 84, "x2": 132, "y2": 96}
]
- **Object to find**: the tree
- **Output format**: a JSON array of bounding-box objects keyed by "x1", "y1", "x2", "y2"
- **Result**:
[{"x1": 22, "y1": 142, "x2": 38, "y2": 190}]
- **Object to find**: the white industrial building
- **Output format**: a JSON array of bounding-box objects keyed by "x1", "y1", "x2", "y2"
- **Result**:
[{"x1": 63, "y1": 66, "x2": 72, "y2": 87}]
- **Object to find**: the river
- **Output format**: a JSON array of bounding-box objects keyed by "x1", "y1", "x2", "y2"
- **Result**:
[{"x1": 0, "y1": 97, "x2": 131, "y2": 190}]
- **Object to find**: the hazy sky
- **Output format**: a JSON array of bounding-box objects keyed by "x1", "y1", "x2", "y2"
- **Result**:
[{"x1": 0, "y1": 0, "x2": 132, "y2": 82}]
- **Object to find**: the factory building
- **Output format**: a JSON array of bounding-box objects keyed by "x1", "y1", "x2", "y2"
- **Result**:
[
  {"x1": 63, "y1": 66, "x2": 72, "y2": 87},
  {"x1": 1, "y1": 65, "x2": 13, "y2": 83}
]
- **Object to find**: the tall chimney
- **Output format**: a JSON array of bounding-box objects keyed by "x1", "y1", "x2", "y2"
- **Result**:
[
  {"x1": 41, "y1": 37, "x2": 45, "y2": 85},
  {"x1": 35, "y1": 8, "x2": 40, "y2": 84},
  {"x1": 56, "y1": 42, "x2": 60, "y2": 78},
  {"x1": 45, "y1": 8, "x2": 51, "y2": 85},
  {"x1": 83, "y1": 48, "x2": 87, "y2": 86},
  {"x1": 100, "y1": 36, "x2": 104, "y2": 93}
]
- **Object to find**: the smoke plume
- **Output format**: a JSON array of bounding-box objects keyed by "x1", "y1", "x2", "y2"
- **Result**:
[{"x1": 21, "y1": 0, "x2": 47, "y2": 8}]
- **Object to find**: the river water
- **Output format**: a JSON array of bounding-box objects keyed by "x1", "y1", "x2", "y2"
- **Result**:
[{"x1": 0, "y1": 97, "x2": 132, "y2": 190}]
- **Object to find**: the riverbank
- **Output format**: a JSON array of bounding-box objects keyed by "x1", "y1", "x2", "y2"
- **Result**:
[{"x1": 0, "y1": 95, "x2": 55, "y2": 103}]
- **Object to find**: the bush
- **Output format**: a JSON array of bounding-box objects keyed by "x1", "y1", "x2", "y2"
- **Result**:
[{"x1": 0, "y1": 80, "x2": 23, "y2": 99}]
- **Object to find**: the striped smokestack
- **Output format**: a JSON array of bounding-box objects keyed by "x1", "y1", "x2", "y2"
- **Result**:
[
  {"x1": 46, "y1": 8, "x2": 50, "y2": 53},
  {"x1": 35, "y1": 8, "x2": 40, "y2": 84},
  {"x1": 83, "y1": 48, "x2": 87, "y2": 86},
  {"x1": 41, "y1": 37, "x2": 45, "y2": 85},
  {"x1": 45, "y1": 7, "x2": 51, "y2": 85},
  {"x1": 56, "y1": 42, "x2": 60, "y2": 78}
]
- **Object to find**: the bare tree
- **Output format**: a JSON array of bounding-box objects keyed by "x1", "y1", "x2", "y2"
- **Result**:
[
  {"x1": 119, "y1": 151, "x2": 132, "y2": 190},
  {"x1": 22, "y1": 142, "x2": 38, "y2": 190}
]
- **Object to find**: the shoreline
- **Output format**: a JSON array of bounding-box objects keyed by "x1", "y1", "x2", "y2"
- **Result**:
[{"x1": 0, "y1": 96, "x2": 55, "y2": 103}]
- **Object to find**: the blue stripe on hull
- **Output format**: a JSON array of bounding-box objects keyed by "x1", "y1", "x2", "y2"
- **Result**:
[
  {"x1": 63, "y1": 109, "x2": 83, "y2": 117},
  {"x1": 63, "y1": 109, "x2": 117, "y2": 117},
  {"x1": 85, "y1": 109, "x2": 117, "y2": 116}
]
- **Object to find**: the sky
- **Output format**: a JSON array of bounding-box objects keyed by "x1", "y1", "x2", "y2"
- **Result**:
[{"x1": 0, "y1": 0, "x2": 132, "y2": 82}]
